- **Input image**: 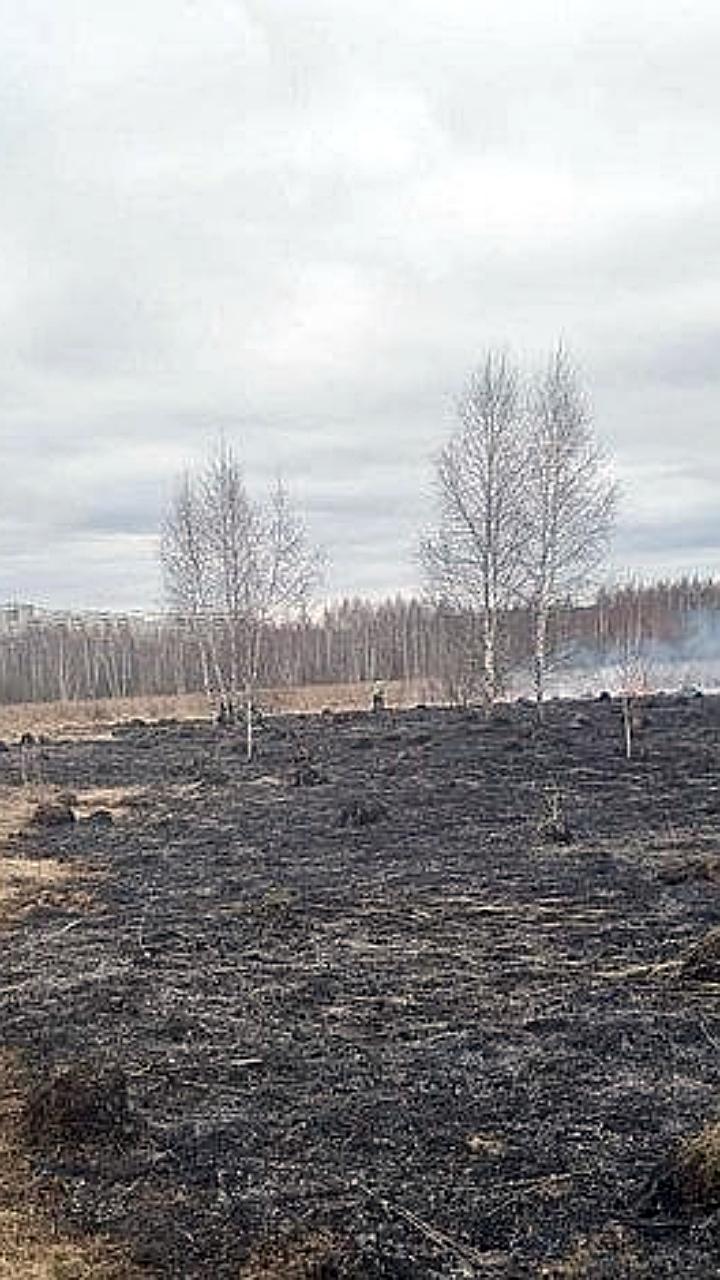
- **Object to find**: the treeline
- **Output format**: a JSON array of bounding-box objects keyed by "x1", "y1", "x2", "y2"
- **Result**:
[{"x1": 0, "y1": 577, "x2": 717, "y2": 706}]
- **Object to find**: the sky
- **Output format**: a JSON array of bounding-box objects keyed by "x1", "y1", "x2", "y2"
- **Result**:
[{"x1": 0, "y1": 0, "x2": 719, "y2": 610}]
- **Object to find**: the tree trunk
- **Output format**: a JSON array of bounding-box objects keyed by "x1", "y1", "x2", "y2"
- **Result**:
[
  {"x1": 533, "y1": 602, "x2": 548, "y2": 715},
  {"x1": 482, "y1": 609, "x2": 499, "y2": 708}
]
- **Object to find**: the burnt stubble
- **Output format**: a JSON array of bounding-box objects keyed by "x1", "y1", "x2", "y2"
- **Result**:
[{"x1": 1, "y1": 694, "x2": 719, "y2": 1277}]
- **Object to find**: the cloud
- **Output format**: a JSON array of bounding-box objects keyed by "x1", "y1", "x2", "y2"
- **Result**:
[{"x1": 0, "y1": 1, "x2": 719, "y2": 606}]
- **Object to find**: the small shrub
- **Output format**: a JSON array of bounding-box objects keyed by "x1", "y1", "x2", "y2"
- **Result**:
[
  {"x1": 538, "y1": 786, "x2": 573, "y2": 845},
  {"x1": 291, "y1": 762, "x2": 326, "y2": 787}
]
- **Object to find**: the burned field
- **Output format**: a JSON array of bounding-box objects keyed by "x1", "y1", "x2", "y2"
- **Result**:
[{"x1": 1, "y1": 695, "x2": 719, "y2": 1277}]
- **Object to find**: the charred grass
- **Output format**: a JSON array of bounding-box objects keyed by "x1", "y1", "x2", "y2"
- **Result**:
[
  {"x1": 0, "y1": 694, "x2": 719, "y2": 1275},
  {"x1": 0, "y1": 793, "x2": 142, "y2": 1277}
]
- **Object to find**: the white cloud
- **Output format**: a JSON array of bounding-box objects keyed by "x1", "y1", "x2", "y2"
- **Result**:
[{"x1": 0, "y1": 0, "x2": 719, "y2": 604}]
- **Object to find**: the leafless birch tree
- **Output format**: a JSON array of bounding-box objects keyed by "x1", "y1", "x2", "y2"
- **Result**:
[
  {"x1": 161, "y1": 443, "x2": 324, "y2": 733},
  {"x1": 420, "y1": 351, "x2": 526, "y2": 704},
  {"x1": 421, "y1": 346, "x2": 616, "y2": 707},
  {"x1": 161, "y1": 471, "x2": 224, "y2": 704},
  {"x1": 523, "y1": 347, "x2": 617, "y2": 706}
]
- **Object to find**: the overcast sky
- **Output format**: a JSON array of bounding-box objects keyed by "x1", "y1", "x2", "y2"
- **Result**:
[{"x1": 0, "y1": 0, "x2": 718, "y2": 610}]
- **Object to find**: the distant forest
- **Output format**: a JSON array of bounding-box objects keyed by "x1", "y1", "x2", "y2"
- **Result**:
[{"x1": 0, "y1": 576, "x2": 718, "y2": 705}]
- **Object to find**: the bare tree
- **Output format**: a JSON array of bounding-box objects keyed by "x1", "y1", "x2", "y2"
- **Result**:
[
  {"x1": 161, "y1": 442, "x2": 324, "y2": 746},
  {"x1": 523, "y1": 347, "x2": 617, "y2": 707},
  {"x1": 421, "y1": 351, "x2": 526, "y2": 705},
  {"x1": 161, "y1": 471, "x2": 224, "y2": 707}
]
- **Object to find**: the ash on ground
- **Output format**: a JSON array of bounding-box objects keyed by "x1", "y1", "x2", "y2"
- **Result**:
[{"x1": 1, "y1": 695, "x2": 720, "y2": 1276}]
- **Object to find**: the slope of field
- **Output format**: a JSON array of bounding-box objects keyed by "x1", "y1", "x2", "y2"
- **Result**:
[{"x1": 0, "y1": 695, "x2": 719, "y2": 1277}]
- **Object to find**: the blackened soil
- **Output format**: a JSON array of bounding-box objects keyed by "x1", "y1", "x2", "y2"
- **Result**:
[{"x1": 1, "y1": 694, "x2": 720, "y2": 1277}]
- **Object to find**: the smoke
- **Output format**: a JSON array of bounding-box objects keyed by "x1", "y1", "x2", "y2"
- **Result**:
[{"x1": 509, "y1": 608, "x2": 720, "y2": 698}]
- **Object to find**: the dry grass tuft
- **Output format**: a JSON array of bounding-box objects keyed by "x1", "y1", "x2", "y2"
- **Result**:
[
  {"x1": 677, "y1": 1120, "x2": 720, "y2": 1208},
  {"x1": 0, "y1": 694, "x2": 207, "y2": 742},
  {"x1": 0, "y1": 794, "x2": 145, "y2": 1275},
  {"x1": 72, "y1": 786, "x2": 144, "y2": 820},
  {"x1": 637, "y1": 1116, "x2": 720, "y2": 1220},
  {"x1": 0, "y1": 784, "x2": 59, "y2": 849},
  {"x1": 238, "y1": 1230, "x2": 354, "y2": 1279},
  {"x1": 0, "y1": 781, "x2": 140, "y2": 848},
  {"x1": 0, "y1": 680, "x2": 440, "y2": 745},
  {"x1": 657, "y1": 855, "x2": 720, "y2": 885},
  {"x1": 0, "y1": 857, "x2": 79, "y2": 930},
  {"x1": 338, "y1": 797, "x2": 387, "y2": 829},
  {"x1": 20, "y1": 1065, "x2": 130, "y2": 1151},
  {"x1": 466, "y1": 1132, "x2": 507, "y2": 1157},
  {"x1": 541, "y1": 1224, "x2": 649, "y2": 1277},
  {"x1": 678, "y1": 925, "x2": 720, "y2": 982},
  {"x1": 0, "y1": 1216, "x2": 140, "y2": 1280},
  {"x1": 29, "y1": 800, "x2": 76, "y2": 829},
  {"x1": 264, "y1": 678, "x2": 440, "y2": 716},
  {"x1": 0, "y1": 1053, "x2": 143, "y2": 1279},
  {"x1": 0, "y1": 780, "x2": 115, "y2": 929}
]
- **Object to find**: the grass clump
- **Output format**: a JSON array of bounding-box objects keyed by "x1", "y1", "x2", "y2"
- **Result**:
[
  {"x1": 20, "y1": 1064, "x2": 130, "y2": 1151},
  {"x1": 338, "y1": 798, "x2": 387, "y2": 828},
  {"x1": 0, "y1": 1053, "x2": 142, "y2": 1279},
  {"x1": 541, "y1": 1225, "x2": 649, "y2": 1277},
  {"x1": 238, "y1": 1230, "x2": 355, "y2": 1278},
  {"x1": 678, "y1": 925, "x2": 720, "y2": 982},
  {"x1": 677, "y1": 1119, "x2": 720, "y2": 1209}
]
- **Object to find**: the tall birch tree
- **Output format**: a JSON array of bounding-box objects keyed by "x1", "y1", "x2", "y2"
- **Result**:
[
  {"x1": 161, "y1": 442, "x2": 323, "y2": 715},
  {"x1": 420, "y1": 351, "x2": 526, "y2": 704},
  {"x1": 523, "y1": 347, "x2": 617, "y2": 706}
]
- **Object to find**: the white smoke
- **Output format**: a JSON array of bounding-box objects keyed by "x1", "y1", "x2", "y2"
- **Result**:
[{"x1": 510, "y1": 608, "x2": 720, "y2": 699}]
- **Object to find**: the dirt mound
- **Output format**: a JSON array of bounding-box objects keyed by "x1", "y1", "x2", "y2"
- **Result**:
[
  {"x1": 539, "y1": 817, "x2": 574, "y2": 845},
  {"x1": 85, "y1": 808, "x2": 114, "y2": 828},
  {"x1": 338, "y1": 797, "x2": 387, "y2": 828},
  {"x1": 678, "y1": 925, "x2": 720, "y2": 981},
  {"x1": 200, "y1": 767, "x2": 231, "y2": 786},
  {"x1": 20, "y1": 1064, "x2": 130, "y2": 1148},
  {"x1": 29, "y1": 800, "x2": 76, "y2": 828},
  {"x1": 290, "y1": 762, "x2": 326, "y2": 787},
  {"x1": 657, "y1": 856, "x2": 720, "y2": 885}
]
